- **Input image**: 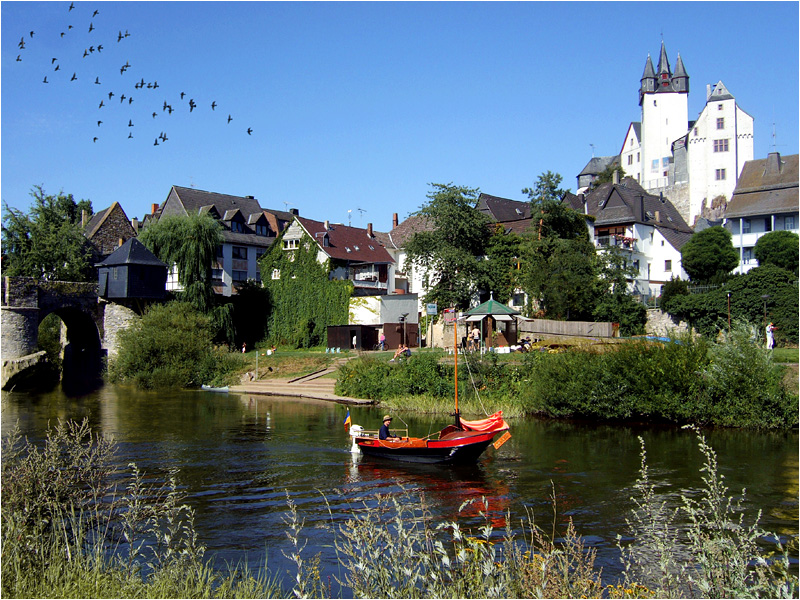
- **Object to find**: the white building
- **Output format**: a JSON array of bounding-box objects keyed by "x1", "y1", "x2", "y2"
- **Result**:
[
  {"x1": 724, "y1": 152, "x2": 799, "y2": 273},
  {"x1": 616, "y1": 43, "x2": 754, "y2": 226}
]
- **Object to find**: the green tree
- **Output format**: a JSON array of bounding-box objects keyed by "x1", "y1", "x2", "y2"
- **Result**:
[
  {"x1": 404, "y1": 183, "x2": 490, "y2": 310},
  {"x1": 480, "y1": 224, "x2": 524, "y2": 304},
  {"x1": 1, "y1": 186, "x2": 94, "y2": 281},
  {"x1": 259, "y1": 229, "x2": 351, "y2": 348},
  {"x1": 138, "y1": 213, "x2": 222, "y2": 313},
  {"x1": 680, "y1": 226, "x2": 739, "y2": 282},
  {"x1": 591, "y1": 163, "x2": 626, "y2": 188},
  {"x1": 754, "y1": 230, "x2": 799, "y2": 274},
  {"x1": 593, "y1": 246, "x2": 646, "y2": 335},
  {"x1": 109, "y1": 301, "x2": 244, "y2": 389},
  {"x1": 519, "y1": 181, "x2": 599, "y2": 320},
  {"x1": 522, "y1": 170, "x2": 567, "y2": 205},
  {"x1": 659, "y1": 276, "x2": 689, "y2": 314}
]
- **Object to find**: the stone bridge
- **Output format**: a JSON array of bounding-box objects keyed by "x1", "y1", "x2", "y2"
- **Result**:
[{"x1": 1, "y1": 277, "x2": 105, "y2": 391}]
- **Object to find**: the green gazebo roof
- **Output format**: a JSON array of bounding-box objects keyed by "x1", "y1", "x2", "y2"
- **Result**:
[{"x1": 464, "y1": 293, "x2": 520, "y2": 316}]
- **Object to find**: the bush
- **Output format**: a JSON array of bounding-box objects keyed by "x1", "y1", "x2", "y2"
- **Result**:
[
  {"x1": 754, "y1": 230, "x2": 799, "y2": 274},
  {"x1": 109, "y1": 301, "x2": 245, "y2": 389}
]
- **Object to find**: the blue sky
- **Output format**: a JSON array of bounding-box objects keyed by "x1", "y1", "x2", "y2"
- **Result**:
[{"x1": 3, "y1": 1, "x2": 798, "y2": 232}]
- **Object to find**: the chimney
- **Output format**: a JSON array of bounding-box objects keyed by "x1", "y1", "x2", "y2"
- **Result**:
[
  {"x1": 655, "y1": 210, "x2": 660, "y2": 222},
  {"x1": 118, "y1": 238, "x2": 124, "y2": 248},
  {"x1": 706, "y1": 84, "x2": 712, "y2": 101},
  {"x1": 131, "y1": 217, "x2": 138, "y2": 231},
  {"x1": 290, "y1": 208, "x2": 299, "y2": 216},
  {"x1": 579, "y1": 193, "x2": 587, "y2": 214},
  {"x1": 639, "y1": 195, "x2": 645, "y2": 221},
  {"x1": 151, "y1": 203, "x2": 159, "y2": 215},
  {"x1": 392, "y1": 213, "x2": 399, "y2": 229},
  {"x1": 245, "y1": 195, "x2": 255, "y2": 199},
  {"x1": 765, "y1": 152, "x2": 782, "y2": 175},
  {"x1": 81, "y1": 209, "x2": 88, "y2": 227},
  {"x1": 612, "y1": 168, "x2": 620, "y2": 185},
  {"x1": 367, "y1": 222, "x2": 373, "y2": 237},
  {"x1": 324, "y1": 220, "x2": 329, "y2": 231}
]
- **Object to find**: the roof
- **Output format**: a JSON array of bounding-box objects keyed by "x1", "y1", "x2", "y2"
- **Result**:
[
  {"x1": 97, "y1": 237, "x2": 167, "y2": 267},
  {"x1": 578, "y1": 155, "x2": 618, "y2": 177},
  {"x1": 475, "y1": 193, "x2": 530, "y2": 221},
  {"x1": 655, "y1": 226, "x2": 694, "y2": 250},
  {"x1": 84, "y1": 201, "x2": 133, "y2": 239},
  {"x1": 295, "y1": 217, "x2": 394, "y2": 265},
  {"x1": 562, "y1": 191, "x2": 585, "y2": 212},
  {"x1": 465, "y1": 294, "x2": 520, "y2": 316},
  {"x1": 580, "y1": 177, "x2": 693, "y2": 234},
  {"x1": 706, "y1": 80, "x2": 734, "y2": 102},
  {"x1": 496, "y1": 218, "x2": 534, "y2": 236},
  {"x1": 726, "y1": 153, "x2": 799, "y2": 218},
  {"x1": 380, "y1": 214, "x2": 435, "y2": 249}
]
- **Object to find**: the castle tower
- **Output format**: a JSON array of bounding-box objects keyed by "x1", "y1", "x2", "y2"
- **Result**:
[{"x1": 639, "y1": 42, "x2": 689, "y2": 191}]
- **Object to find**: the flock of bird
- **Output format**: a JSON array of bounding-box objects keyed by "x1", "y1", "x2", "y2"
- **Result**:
[{"x1": 15, "y1": 2, "x2": 253, "y2": 146}]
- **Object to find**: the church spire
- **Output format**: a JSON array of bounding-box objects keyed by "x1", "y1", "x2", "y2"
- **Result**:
[
  {"x1": 657, "y1": 41, "x2": 671, "y2": 77},
  {"x1": 673, "y1": 52, "x2": 689, "y2": 93},
  {"x1": 639, "y1": 54, "x2": 656, "y2": 105}
]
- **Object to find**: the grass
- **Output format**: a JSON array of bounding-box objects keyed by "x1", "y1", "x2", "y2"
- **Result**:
[{"x1": 773, "y1": 347, "x2": 799, "y2": 363}]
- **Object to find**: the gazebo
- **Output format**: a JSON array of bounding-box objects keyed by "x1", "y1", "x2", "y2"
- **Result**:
[{"x1": 463, "y1": 293, "x2": 520, "y2": 350}]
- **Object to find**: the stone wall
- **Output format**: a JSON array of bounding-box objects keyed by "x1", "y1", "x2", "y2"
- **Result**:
[
  {"x1": 645, "y1": 308, "x2": 689, "y2": 337},
  {"x1": 102, "y1": 302, "x2": 139, "y2": 359}
]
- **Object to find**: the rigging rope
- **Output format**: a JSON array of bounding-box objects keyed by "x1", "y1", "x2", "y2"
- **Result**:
[{"x1": 459, "y1": 348, "x2": 491, "y2": 417}]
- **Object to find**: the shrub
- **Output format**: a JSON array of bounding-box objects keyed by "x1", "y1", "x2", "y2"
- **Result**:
[{"x1": 109, "y1": 301, "x2": 244, "y2": 389}]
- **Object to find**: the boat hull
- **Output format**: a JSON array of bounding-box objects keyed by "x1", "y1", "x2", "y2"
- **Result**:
[{"x1": 355, "y1": 430, "x2": 500, "y2": 465}]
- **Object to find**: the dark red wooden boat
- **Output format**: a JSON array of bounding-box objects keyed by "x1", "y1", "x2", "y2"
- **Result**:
[{"x1": 347, "y1": 311, "x2": 511, "y2": 464}]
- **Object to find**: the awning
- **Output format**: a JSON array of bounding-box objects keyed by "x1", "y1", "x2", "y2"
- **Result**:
[
  {"x1": 466, "y1": 314, "x2": 514, "y2": 322},
  {"x1": 466, "y1": 315, "x2": 483, "y2": 322}
]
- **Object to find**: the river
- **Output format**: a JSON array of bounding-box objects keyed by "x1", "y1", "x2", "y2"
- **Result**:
[{"x1": 2, "y1": 384, "x2": 797, "y2": 595}]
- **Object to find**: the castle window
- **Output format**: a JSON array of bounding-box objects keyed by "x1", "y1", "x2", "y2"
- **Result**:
[
  {"x1": 713, "y1": 139, "x2": 729, "y2": 152},
  {"x1": 715, "y1": 169, "x2": 726, "y2": 180},
  {"x1": 716, "y1": 117, "x2": 724, "y2": 130},
  {"x1": 718, "y1": 103, "x2": 723, "y2": 110}
]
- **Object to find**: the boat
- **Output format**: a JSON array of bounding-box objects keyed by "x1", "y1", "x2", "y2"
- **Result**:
[
  {"x1": 201, "y1": 384, "x2": 229, "y2": 393},
  {"x1": 347, "y1": 310, "x2": 511, "y2": 464}
]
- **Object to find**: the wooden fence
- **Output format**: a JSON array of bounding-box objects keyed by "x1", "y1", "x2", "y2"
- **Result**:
[{"x1": 517, "y1": 318, "x2": 616, "y2": 339}]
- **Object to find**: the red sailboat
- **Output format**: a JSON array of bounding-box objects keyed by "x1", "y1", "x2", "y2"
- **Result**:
[{"x1": 348, "y1": 310, "x2": 511, "y2": 464}]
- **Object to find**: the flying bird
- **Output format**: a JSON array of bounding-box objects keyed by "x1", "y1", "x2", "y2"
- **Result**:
[
  {"x1": 166, "y1": 105, "x2": 173, "y2": 114},
  {"x1": 129, "y1": 97, "x2": 134, "y2": 104},
  {"x1": 93, "y1": 10, "x2": 99, "y2": 17},
  {"x1": 69, "y1": 3, "x2": 74, "y2": 11},
  {"x1": 18, "y1": 37, "x2": 25, "y2": 49},
  {"x1": 54, "y1": 64, "x2": 60, "y2": 71},
  {"x1": 42, "y1": 76, "x2": 48, "y2": 83},
  {"x1": 180, "y1": 91, "x2": 185, "y2": 99},
  {"x1": 60, "y1": 32, "x2": 65, "y2": 37},
  {"x1": 94, "y1": 76, "x2": 100, "y2": 84},
  {"x1": 154, "y1": 138, "x2": 159, "y2": 146},
  {"x1": 128, "y1": 120, "x2": 134, "y2": 127},
  {"x1": 83, "y1": 50, "x2": 88, "y2": 57},
  {"x1": 120, "y1": 94, "x2": 126, "y2": 103},
  {"x1": 68, "y1": 25, "x2": 73, "y2": 29},
  {"x1": 159, "y1": 132, "x2": 168, "y2": 142},
  {"x1": 153, "y1": 81, "x2": 159, "y2": 89},
  {"x1": 117, "y1": 31, "x2": 124, "y2": 42},
  {"x1": 211, "y1": 101, "x2": 217, "y2": 110},
  {"x1": 16, "y1": 55, "x2": 21, "y2": 62},
  {"x1": 189, "y1": 99, "x2": 196, "y2": 112},
  {"x1": 108, "y1": 91, "x2": 114, "y2": 99},
  {"x1": 97, "y1": 44, "x2": 103, "y2": 52},
  {"x1": 29, "y1": 31, "x2": 34, "y2": 38},
  {"x1": 51, "y1": 58, "x2": 57, "y2": 64},
  {"x1": 247, "y1": 128, "x2": 253, "y2": 135},
  {"x1": 152, "y1": 112, "x2": 157, "y2": 118},
  {"x1": 98, "y1": 100, "x2": 104, "y2": 108},
  {"x1": 93, "y1": 137, "x2": 98, "y2": 143},
  {"x1": 227, "y1": 114, "x2": 232, "y2": 123},
  {"x1": 70, "y1": 72, "x2": 76, "y2": 81},
  {"x1": 128, "y1": 132, "x2": 133, "y2": 139},
  {"x1": 88, "y1": 23, "x2": 94, "y2": 33},
  {"x1": 97, "y1": 120, "x2": 102, "y2": 126},
  {"x1": 89, "y1": 46, "x2": 94, "y2": 53}
]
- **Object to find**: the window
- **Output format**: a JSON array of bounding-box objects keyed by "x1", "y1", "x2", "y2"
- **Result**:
[
  {"x1": 693, "y1": 127, "x2": 698, "y2": 137},
  {"x1": 216, "y1": 245, "x2": 224, "y2": 258},
  {"x1": 230, "y1": 220, "x2": 244, "y2": 233},
  {"x1": 765, "y1": 218, "x2": 772, "y2": 232},
  {"x1": 512, "y1": 293, "x2": 525, "y2": 307},
  {"x1": 715, "y1": 169, "x2": 726, "y2": 180},
  {"x1": 232, "y1": 246, "x2": 248, "y2": 260},
  {"x1": 718, "y1": 104, "x2": 723, "y2": 111},
  {"x1": 716, "y1": 117, "x2": 724, "y2": 129},
  {"x1": 232, "y1": 270, "x2": 248, "y2": 282},
  {"x1": 256, "y1": 248, "x2": 266, "y2": 260},
  {"x1": 636, "y1": 152, "x2": 640, "y2": 162},
  {"x1": 633, "y1": 259, "x2": 640, "y2": 273},
  {"x1": 255, "y1": 224, "x2": 268, "y2": 236},
  {"x1": 211, "y1": 268, "x2": 223, "y2": 280},
  {"x1": 785, "y1": 216, "x2": 796, "y2": 230},
  {"x1": 271, "y1": 269, "x2": 280, "y2": 280},
  {"x1": 742, "y1": 248, "x2": 753, "y2": 263},
  {"x1": 283, "y1": 239, "x2": 299, "y2": 250},
  {"x1": 713, "y1": 139, "x2": 729, "y2": 152},
  {"x1": 651, "y1": 159, "x2": 659, "y2": 172},
  {"x1": 742, "y1": 219, "x2": 751, "y2": 234},
  {"x1": 665, "y1": 260, "x2": 672, "y2": 272},
  {"x1": 628, "y1": 154, "x2": 633, "y2": 165}
]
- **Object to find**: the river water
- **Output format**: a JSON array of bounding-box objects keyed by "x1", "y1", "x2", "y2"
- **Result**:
[{"x1": 2, "y1": 385, "x2": 797, "y2": 594}]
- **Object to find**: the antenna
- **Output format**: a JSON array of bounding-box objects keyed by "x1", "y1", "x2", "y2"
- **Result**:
[
  {"x1": 283, "y1": 201, "x2": 293, "y2": 212},
  {"x1": 347, "y1": 209, "x2": 352, "y2": 227},
  {"x1": 357, "y1": 207, "x2": 366, "y2": 226},
  {"x1": 589, "y1": 143, "x2": 595, "y2": 158}
]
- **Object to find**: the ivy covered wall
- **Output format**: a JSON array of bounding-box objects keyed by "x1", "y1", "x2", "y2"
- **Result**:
[{"x1": 258, "y1": 229, "x2": 352, "y2": 348}]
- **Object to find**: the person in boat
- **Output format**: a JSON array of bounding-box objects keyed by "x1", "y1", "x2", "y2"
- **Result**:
[
  {"x1": 389, "y1": 344, "x2": 411, "y2": 362},
  {"x1": 378, "y1": 415, "x2": 401, "y2": 440}
]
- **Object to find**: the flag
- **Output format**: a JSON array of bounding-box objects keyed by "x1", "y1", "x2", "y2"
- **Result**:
[{"x1": 344, "y1": 409, "x2": 351, "y2": 431}]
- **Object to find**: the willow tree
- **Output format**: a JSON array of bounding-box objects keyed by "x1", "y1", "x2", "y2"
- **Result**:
[{"x1": 138, "y1": 213, "x2": 222, "y2": 313}]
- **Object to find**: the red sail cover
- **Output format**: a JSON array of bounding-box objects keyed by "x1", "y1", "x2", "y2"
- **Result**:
[{"x1": 459, "y1": 411, "x2": 509, "y2": 432}]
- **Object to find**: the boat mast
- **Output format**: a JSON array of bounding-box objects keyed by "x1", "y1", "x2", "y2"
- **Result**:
[{"x1": 454, "y1": 310, "x2": 460, "y2": 425}]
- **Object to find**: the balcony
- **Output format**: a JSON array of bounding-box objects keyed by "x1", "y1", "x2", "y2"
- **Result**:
[{"x1": 596, "y1": 235, "x2": 637, "y2": 252}]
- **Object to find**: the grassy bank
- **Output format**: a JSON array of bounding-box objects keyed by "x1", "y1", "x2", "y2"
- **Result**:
[
  {"x1": 2, "y1": 420, "x2": 795, "y2": 598},
  {"x1": 335, "y1": 324, "x2": 798, "y2": 429}
]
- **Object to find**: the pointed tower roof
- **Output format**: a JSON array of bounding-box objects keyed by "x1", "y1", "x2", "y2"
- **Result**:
[
  {"x1": 641, "y1": 54, "x2": 656, "y2": 79},
  {"x1": 673, "y1": 53, "x2": 688, "y2": 77},
  {"x1": 657, "y1": 41, "x2": 671, "y2": 76}
]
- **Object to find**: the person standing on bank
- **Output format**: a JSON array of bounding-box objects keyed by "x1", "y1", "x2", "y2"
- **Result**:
[
  {"x1": 766, "y1": 322, "x2": 777, "y2": 349},
  {"x1": 379, "y1": 415, "x2": 401, "y2": 440}
]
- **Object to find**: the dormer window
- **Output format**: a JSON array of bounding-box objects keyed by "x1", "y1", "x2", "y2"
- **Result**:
[
  {"x1": 322, "y1": 233, "x2": 330, "y2": 247},
  {"x1": 256, "y1": 224, "x2": 268, "y2": 236},
  {"x1": 230, "y1": 220, "x2": 244, "y2": 233}
]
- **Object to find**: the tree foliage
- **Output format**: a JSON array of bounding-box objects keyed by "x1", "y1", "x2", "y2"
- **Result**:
[
  {"x1": 479, "y1": 224, "x2": 524, "y2": 305},
  {"x1": 138, "y1": 213, "x2": 222, "y2": 313},
  {"x1": 754, "y1": 230, "x2": 798, "y2": 274},
  {"x1": 593, "y1": 246, "x2": 646, "y2": 335},
  {"x1": 109, "y1": 301, "x2": 244, "y2": 389},
  {"x1": 522, "y1": 170, "x2": 567, "y2": 205},
  {"x1": 664, "y1": 264, "x2": 798, "y2": 344},
  {"x1": 519, "y1": 189, "x2": 599, "y2": 320},
  {"x1": 592, "y1": 163, "x2": 626, "y2": 188},
  {"x1": 680, "y1": 226, "x2": 739, "y2": 282},
  {"x1": 1, "y1": 186, "x2": 94, "y2": 281},
  {"x1": 259, "y1": 229, "x2": 351, "y2": 348},
  {"x1": 404, "y1": 183, "x2": 490, "y2": 310}
]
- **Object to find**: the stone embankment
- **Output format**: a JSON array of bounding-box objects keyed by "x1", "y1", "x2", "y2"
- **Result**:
[{"x1": 229, "y1": 358, "x2": 373, "y2": 405}]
